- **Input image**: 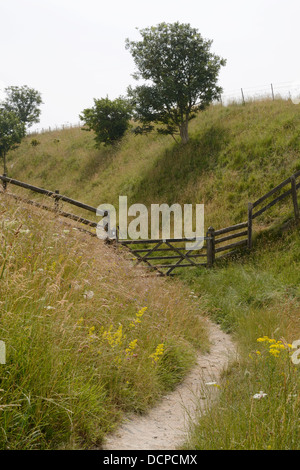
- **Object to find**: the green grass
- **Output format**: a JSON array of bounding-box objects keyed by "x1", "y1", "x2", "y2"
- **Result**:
[
  {"x1": 0, "y1": 197, "x2": 208, "y2": 449},
  {"x1": 181, "y1": 223, "x2": 300, "y2": 450},
  {"x1": 2, "y1": 97, "x2": 300, "y2": 449}
]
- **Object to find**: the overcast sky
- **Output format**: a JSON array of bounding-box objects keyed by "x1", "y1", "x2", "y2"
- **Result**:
[{"x1": 1, "y1": 0, "x2": 300, "y2": 131}]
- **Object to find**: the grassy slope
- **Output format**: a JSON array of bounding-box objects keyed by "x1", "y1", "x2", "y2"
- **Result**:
[
  {"x1": 3, "y1": 97, "x2": 300, "y2": 449},
  {"x1": 0, "y1": 197, "x2": 209, "y2": 449},
  {"x1": 7, "y1": 98, "x2": 300, "y2": 228}
]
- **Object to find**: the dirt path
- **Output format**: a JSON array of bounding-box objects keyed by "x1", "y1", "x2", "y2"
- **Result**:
[{"x1": 102, "y1": 319, "x2": 236, "y2": 450}]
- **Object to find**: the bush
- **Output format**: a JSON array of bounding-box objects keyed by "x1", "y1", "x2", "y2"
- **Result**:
[{"x1": 80, "y1": 96, "x2": 132, "y2": 147}]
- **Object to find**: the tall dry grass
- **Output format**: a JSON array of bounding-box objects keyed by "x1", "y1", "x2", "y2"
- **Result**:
[{"x1": 0, "y1": 195, "x2": 209, "y2": 449}]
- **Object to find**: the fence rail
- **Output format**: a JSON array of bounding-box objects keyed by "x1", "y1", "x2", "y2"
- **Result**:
[
  {"x1": 0, "y1": 174, "x2": 106, "y2": 216},
  {"x1": 251, "y1": 171, "x2": 300, "y2": 220},
  {"x1": 1, "y1": 168, "x2": 299, "y2": 275},
  {"x1": 0, "y1": 174, "x2": 107, "y2": 239}
]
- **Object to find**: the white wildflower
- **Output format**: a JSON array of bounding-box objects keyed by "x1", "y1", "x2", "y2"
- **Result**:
[{"x1": 253, "y1": 391, "x2": 267, "y2": 399}]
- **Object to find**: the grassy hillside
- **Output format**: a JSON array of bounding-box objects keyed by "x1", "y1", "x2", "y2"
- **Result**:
[
  {"x1": 6, "y1": 98, "x2": 300, "y2": 230},
  {"x1": 2, "y1": 97, "x2": 300, "y2": 449}
]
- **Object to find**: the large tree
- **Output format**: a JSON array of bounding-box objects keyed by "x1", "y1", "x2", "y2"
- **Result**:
[
  {"x1": 126, "y1": 22, "x2": 226, "y2": 144},
  {"x1": 0, "y1": 108, "x2": 25, "y2": 174},
  {"x1": 2, "y1": 85, "x2": 43, "y2": 129}
]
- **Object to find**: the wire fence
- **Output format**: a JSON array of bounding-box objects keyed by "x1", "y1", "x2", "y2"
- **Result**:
[
  {"x1": 28, "y1": 121, "x2": 83, "y2": 136},
  {"x1": 27, "y1": 80, "x2": 300, "y2": 136},
  {"x1": 218, "y1": 80, "x2": 300, "y2": 106}
]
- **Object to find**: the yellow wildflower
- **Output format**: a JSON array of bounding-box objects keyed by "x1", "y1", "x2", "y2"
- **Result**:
[
  {"x1": 269, "y1": 348, "x2": 280, "y2": 358},
  {"x1": 149, "y1": 343, "x2": 164, "y2": 363},
  {"x1": 76, "y1": 317, "x2": 84, "y2": 328},
  {"x1": 113, "y1": 325, "x2": 123, "y2": 346},
  {"x1": 87, "y1": 325, "x2": 96, "y2": 342},
  {"x1": 257, "y1": 336, "x2": 269, "y2": 343},
  {"x1": 102, "y1": 324, "x2": 124, "y2": 347},
  {"x1": 125, "y1": 339, "x2": 138, "y2": 356},
  {"x1": 269, "y1": 342, "x2": 285, "y2": 350},
  {"x1": 130, "y1": 307, "x2": 147, "y2": 327}
]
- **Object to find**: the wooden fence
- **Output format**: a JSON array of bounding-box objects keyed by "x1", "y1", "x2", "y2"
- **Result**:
[
  {"x1": 250, "y1": 171, "x2": 300, "y2": 236},
  {"x1": 0, "y1": 174, "x2": 106, "y2": 234},
  {"x1": 116, "y1": 221, "x2": 250, "y2": 275},
  {"x1": 1, "y1": 169, "x2": 299, "y2": 275},
  {"x1": 117, "y1": 169, "x2": 300, "y2": 274},
  {"x1": 203, "y1": 169, "x2": 300, "y2": 267}
]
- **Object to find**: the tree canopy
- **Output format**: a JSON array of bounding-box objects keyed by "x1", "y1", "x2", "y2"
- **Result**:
[
  {"x1": 0, "y1": 108, "x2": 25, "y2": 174},
  {"x1": 2, "y1": 85, "x2": 43, "y2": 129},
  {"x1": 126, "y1": 22, "x2": 226, "y2": 143}
]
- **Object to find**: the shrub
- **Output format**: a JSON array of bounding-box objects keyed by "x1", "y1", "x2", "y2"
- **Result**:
[{"x1": 80, "y1": 96, "x2": 132, "y2": 147}]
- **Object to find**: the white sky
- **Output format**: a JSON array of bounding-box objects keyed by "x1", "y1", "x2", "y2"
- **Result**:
[{"x1": 1, "y1": 0, "x2": 300, "y2": 131}]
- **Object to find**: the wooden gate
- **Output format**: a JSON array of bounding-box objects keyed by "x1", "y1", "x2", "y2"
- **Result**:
[{"x1": 117, "y1": 236, "x2": 207, "y2": 276}]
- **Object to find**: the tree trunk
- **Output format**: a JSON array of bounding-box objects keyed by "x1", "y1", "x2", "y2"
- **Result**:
[
  {"x1": 179, "y1": 120, "x2": 189, "y2": 144},
  {"x1": 2, "y1": 151, "x2": 7, "y2": 175}
]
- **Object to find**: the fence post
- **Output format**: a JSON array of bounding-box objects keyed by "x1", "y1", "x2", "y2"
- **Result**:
[
  {"x1": 2, "y1": 174, "x2": 7, "y2": 191},
  {"x1": 290, "y1": 175, "x2": 299, "y2": 222},
  {"x1": 54, "y1": 190, "x2": 60, "y2": 211},
  {"x1": 206, "y1": 226, "x2": 215, "y2": 267},
  {"x1": 271, "y1": 83, "x2": 275, "y2": 101},
  {"x1": 241, "y1": 88, "x2": 245, "y2": 105},
  {"x1": 247, "y1": 202, "x2": 253, "y2": 249}
]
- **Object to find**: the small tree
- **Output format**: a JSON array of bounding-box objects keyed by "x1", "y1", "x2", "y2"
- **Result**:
[
  {"x1": 2, "y1": 85, "x2": 43, "y2": 130},
  {"x1": 0, "y1": 109, "x2": 25, "y2": 174},
  {"x1": 79, "y1": 97, "x2": 132, "y2": 147},
  {"x1": 126, "y1": 22, "x2": 226, "y2": 144}
]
